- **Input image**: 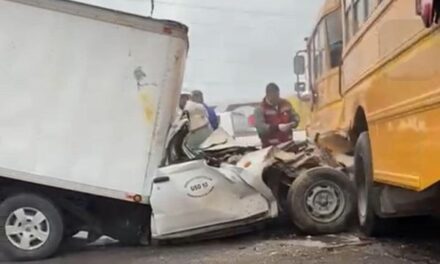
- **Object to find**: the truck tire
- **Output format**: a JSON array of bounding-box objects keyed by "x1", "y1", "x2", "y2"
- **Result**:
[
  {"x1": 355, "y1": 132, "x2": 389, "y2": 237},
  {"x1": 287, "y1": 167, "x2": 355, "y2": 235},
  {"x1": 0, "y1": 194, "x2": 64, "y2": 261}
]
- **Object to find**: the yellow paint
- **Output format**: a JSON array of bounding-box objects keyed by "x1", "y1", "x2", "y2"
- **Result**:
[
  {"x1": 287, "y1": 96, "x2": 311, "y2": 130},
  {"x1": 306, "y1": 0, "x2": 440, "y2": 191},
  {"x1": 308, "y1": 69, "x2": 345, "y2": 143},
  {"x1": 137, "y1": 88, "x2": 156, "y2": 123},
  {"x1": 317, "y1": 0, "x2": 340, "y2": 23}
]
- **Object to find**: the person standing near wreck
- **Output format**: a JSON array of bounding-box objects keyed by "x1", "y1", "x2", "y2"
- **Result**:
[
  {"x1": 254, "y1": 83, "x2": 300, "y2": 147},
  {"x1": 184, "y1": 100, "x2": 213, "y2": 149},
  {"x1": 191, "y1": 90, "x2": 219, "y2": 130},
  {"x1": 176, "y1": 91, "x2": 213, "y2": 149}
]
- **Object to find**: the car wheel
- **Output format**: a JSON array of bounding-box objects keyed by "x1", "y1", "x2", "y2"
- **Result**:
[{"x1": 287, "y1": 167, "x2": 355, "y2": 235}]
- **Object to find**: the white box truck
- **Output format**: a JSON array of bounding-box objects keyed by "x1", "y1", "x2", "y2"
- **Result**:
[
  {"x1": 0, "y1": 0, "x2": 188, "y2": 260},
  {"x1": 0, "y1": 0, "x2": 355, "y2": 261}
]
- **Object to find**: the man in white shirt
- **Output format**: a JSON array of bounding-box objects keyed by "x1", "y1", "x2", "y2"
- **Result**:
[
  {"x1": 184, "y1": 100, "x2": 213, "y2": 149},
  {"x1": 177, "y1": 91, "x2": 213, "y2": 149}
]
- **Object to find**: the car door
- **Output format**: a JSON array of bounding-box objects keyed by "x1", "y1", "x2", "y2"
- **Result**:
[{"x1": 149, "y1": 160, "x2": 272, "y2": 239}]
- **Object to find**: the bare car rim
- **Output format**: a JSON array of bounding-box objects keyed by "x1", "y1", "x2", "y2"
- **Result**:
[
  {"x1": 5, "y1": 207, "x2": 50, "y2": 251},
  {"x1": 304, "y1": 180, "x2": 345, "y2": 223}
]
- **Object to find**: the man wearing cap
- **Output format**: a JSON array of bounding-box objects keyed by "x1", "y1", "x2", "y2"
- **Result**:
[
  {"x1": 191, "y1": 90, "x2": 219, "y2": 130},
  {"x1": 184, "y1": 100, "x2": 213, "y2": 149},
  {"x1": 177, "y1": 91, "x2": 213, "y2": 149},
  {"x1": 254, "y1": 83, "x2": 300, "y2": 147}
]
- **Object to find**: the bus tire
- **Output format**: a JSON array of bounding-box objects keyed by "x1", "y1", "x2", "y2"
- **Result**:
[
  {"x1": 0, "y1": 193, "x2": 64, "y2": 261},
  {"x1": 355, "y1": 132, "x2": 389, "y2": 236}
]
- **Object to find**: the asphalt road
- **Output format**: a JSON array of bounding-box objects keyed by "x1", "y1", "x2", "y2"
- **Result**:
[{"x1": 1, "y1": 218, "x2": 440, "y2": 264}]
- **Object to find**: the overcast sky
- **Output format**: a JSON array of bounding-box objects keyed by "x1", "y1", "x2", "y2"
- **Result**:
[{"x1": 74, "y1": 0, "x2": 324, "y2": 105}]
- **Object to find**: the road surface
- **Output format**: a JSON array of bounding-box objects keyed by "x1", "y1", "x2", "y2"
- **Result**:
[{"x1": 1, "y1": 218, "x2": 440, "y2": 264}]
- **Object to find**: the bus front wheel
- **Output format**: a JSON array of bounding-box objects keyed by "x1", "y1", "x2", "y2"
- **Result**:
[{"x1": 354, "y1": 132, "x2": 388, "y2": 236}]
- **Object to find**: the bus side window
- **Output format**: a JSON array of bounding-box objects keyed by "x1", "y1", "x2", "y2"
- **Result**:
[
  {"x1": 353, "y1": 0, "x2": 367, "y2": 33},
  {"x1": 365, "y1": 0, "x2": 375, "y2": 18},
  {"x1": 345, "y1": 0, "x2": 354, "y2": 42},
  {"x1": 312, "y1": 26, "x2": 321, "y2": 80},
  {"x1": 312, "y1": 34, "x2": 318, "y2": 80},
  {"x1": 345, "y1": 0, "x2": 381, "y2": 43},
  {"x1": 326, "y1": 10, "x2": 343, "y2": 68},
  {"x1": 318, "y1": 22, "x2": 327, "y2": 76},
  {"x1": 312, "y1": 21, "x2": 327, "y2": 80},
  {"x1": 309, "y1": 37, "x2": 315, "y2": 85}
]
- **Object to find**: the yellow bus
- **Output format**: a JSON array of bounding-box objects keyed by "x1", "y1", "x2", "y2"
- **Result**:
[
  {"x1": 287, "y1": 95, "x2": 311, "y2": 130},
  {"x1": 294, "y1": 0, "x2": 440, "y2": 236}
]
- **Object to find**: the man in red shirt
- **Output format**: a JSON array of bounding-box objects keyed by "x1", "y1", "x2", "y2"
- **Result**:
[{"x1": 254, "y1": 83, "x2": 300, "y2": 147}]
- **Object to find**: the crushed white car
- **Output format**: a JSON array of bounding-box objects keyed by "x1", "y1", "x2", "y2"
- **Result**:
[{"x1": 150, "y1": 118, "x2": 355, "y2": 241}]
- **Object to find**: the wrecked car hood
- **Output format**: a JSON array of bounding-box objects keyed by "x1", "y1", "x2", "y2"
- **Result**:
[{"x1": 199, "y1": 128, "x2": 255, "y2": 151}]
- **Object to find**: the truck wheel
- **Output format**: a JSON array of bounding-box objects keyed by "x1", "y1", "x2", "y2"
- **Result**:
[
  {"x1": 355, "y1": 132, "x2": 388, "y2": 236},
  {"x1": 0, "y1": 194, "x2": 64, "y2": 261},
  {"x1": 287, "y1": 167, "x2": 355, "y2": 235}
]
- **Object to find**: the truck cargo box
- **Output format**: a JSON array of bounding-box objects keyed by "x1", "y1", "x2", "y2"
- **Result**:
[{"x1": 0, "y1": 0, "x2": 189, "y2": 203}]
